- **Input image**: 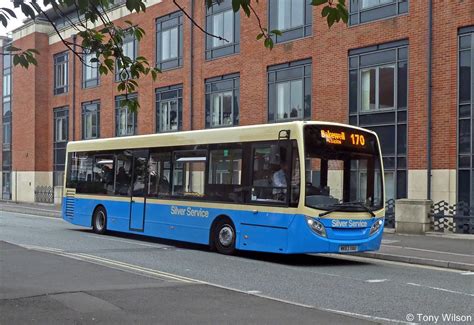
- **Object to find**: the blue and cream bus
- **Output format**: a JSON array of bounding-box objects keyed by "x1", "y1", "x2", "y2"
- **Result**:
[{"x1": 63, "y1": 121, "x2": 385, "y2": 255}]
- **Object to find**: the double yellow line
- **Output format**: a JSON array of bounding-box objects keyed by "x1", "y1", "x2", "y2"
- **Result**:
[{"x1": 21, "y1": 244, "x2": 198, "y2": 284}]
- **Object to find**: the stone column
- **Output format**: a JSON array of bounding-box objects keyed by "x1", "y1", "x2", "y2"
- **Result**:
[{"x1": 395, "y1": 199, "x2": 433, "y2": 234}]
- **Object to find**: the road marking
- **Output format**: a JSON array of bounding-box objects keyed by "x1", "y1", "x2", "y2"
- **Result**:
[
  {"x1": 406, "y1": 282, "x2": 474, "y2": 297},
  {"x1": 382, "y1": 245, "x2": 474, "y2": 258},
  {"x1": 365, "y1": 279, "x2": 388, "y2": 283},
  {"x1": 69, "y1": 252, "x2": 197, "y2": 284},
  {"x1": 19, "y1": 244, "x2": 64, "y2": 253},
  {"x1": 461, "y1": 271, "x2": 474, "y2": 275},
  {"x1": 381, "y1": 240, "x2": 400, "y2": 244},
  {"x1": 14, "y1": 242, "x2": 408, "y2": 323},
  {"x1": 320, "y1": 308, "x2": 415, "y2": 324},
  {"x1": 2, "y1": 210, "x2": 61, "y2": 221},
  {"x1": 325, "y1": 254, "x2": 464, "y2": 273}
]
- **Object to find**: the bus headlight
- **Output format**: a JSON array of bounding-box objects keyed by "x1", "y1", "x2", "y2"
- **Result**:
[
  {"x1": 306, "y1": 217, "x2": 326, "y2": 237},
  {"x1": 369, "y1": 218, "x2": 384, "y2": 236}
]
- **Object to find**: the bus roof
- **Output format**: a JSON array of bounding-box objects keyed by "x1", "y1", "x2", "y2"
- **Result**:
[{"x1": 67, "y1": 121, "x2": 377, "y2": 152}]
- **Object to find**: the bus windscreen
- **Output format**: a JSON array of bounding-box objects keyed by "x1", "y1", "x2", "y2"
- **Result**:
[{"x1": 304, "y1": 125, "x2": 383, "y2": 213}]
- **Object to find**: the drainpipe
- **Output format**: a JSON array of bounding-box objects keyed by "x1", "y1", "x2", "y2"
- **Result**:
[
  {"x1": 72, "y1": 34, "x2": 77, "y2": 140},
  {"x1": 427, "y1": 0, "x2": 433, "y2": 200},
  {"x1": 189, "y1": 0, "x2": 194, "y2": 130}
]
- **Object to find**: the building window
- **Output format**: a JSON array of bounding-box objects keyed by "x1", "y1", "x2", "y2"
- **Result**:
[
  {"x1": 82, "y1": 101, "x2": 100, "y2": 139},
  {"x1": 361, "y1": 65, "x2": 395, "y2": 111},
  {"x1": 115, "y1": 32, "x2": 138, "y2": 81},
  {"x1": 458, "y1": 26, "x2": 474, "y2": 206},
  {"x1": 268, "y1": 59, "x2": 311, "y2": 122},
  {"x1": 156, "y1": 12, "x2": 183, "y2": 71},
  {"x1": 156, "y1": 85, "x2": 182, "y2": 133},
  {"x1": 2, "y1": 49, "x2": 12, "y2": 200},
  {"x1": 53, "y1": 107, "x2": 69, "y2": 186},
  {"x1": 349, "y1": 0, "x2": 408, "y2": 25},
  {"x1": 349, "y1": 40, "x2": 408, "y2": 201},
  {"x1": 83, "y1": 51, "x2": 99, "y2": 88},
  {"x1": 206, "y1": 0, "x2": 240, "y2": 60},
  {"x1": 205, "y1": 73, "x2": 239, "y2": 128},
  {"x1": 269, "y1": 0, "x2": 312, "y2": 43},
  {"x1": 54, "y1": 52, "x2": 68, "y2": 95},
  {"x1": 115, "y1": 94, "x2": 137, "y2": 136}
]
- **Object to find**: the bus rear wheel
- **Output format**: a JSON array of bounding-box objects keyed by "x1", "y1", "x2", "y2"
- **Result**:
[
  {"x1": 92, "y1": 207, "x2": 107, "y2": 235},
  {"x1": 213, "y1": 219, "x2": 236, "y2": 255}
]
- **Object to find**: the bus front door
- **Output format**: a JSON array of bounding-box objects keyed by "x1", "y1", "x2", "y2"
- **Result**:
[{"x1": 129, "y1": 150, "x2": 149, "y2": 231}]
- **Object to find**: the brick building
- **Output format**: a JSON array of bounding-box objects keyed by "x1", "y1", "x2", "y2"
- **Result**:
[{"x1": 0, "y1": 0, "x2": 473, "y2": 206}]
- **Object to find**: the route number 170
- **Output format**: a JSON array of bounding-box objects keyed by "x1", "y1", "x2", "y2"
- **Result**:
[{"x1": 350, "y1": 134, "x2": 365, "y2": 146}]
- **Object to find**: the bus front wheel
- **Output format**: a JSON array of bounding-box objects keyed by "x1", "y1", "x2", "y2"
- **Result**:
[
  {"x1": 213, "y1": 219, "x2": 236, "y2": 255},
  {"x1": 92, "y1": 206, "x2": 107, "y2": 235}
]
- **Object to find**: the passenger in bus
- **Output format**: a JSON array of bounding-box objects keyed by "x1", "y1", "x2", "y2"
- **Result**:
[
  {"x1": 272, "y1": 160, "x2": 288, "y2": 200},
  {"x1": 116, "y1": 167, "x2": 130, "y2": 195}
]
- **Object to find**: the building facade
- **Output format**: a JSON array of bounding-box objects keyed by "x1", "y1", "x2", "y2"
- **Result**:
[{"x1": 0, "y1": 0, "x2": 473, "y2": 206}]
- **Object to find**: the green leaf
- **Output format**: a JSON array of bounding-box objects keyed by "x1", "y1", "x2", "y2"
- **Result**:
[
  {"x1": 232, "y1": 0, "x2": 240, "y2": 12},
  {"x1": 13, "y1": 54, "x2": 20, "y2": 66},
  {"x1": 311, "y1": 0, "x2": 328, "y2": 5},
  {"x1": 256, "y1": 33, "x2": 264, "y2": 40},
  {"x1": 321, "y1": 6, "x2": 331, "y2": 17},
  {"x1": 0, "y1": 14, "x2": 7, "y2": 28},
  {"x1": 264, "y1": 37, "x2": 274, "y2": 50},
  {"x1": 1, "y1": 7, "x2": 16, "y2": 18},
  {"x1": 20, "y1": 3, "x2": 36, "y2": 20},
  {"x1": 270, "y1": 29, "x2": 282, "y2": 36},
  {"x1": 5, "y1": 45, "x2": 22, "y2": 52}
]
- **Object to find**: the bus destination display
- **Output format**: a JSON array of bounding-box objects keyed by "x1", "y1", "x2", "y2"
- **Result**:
[{"x1": 320, "y1": 129, "x2": 366, "y2": 147}]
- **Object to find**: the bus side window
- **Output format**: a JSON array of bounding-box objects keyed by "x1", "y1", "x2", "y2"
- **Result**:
[
  {"x1": 207, "y1": 148, "x2": 243, "y2": 202},
  {"x1": 68, "y1": 152, "x2": 94, "y2": 194},
  {"x1": 290, "y1": 143, "x2": 300, "y2": 206},
  {"x1": 115, "y1": 153, "x2": 132, "y2": 196},
  {"x1": 251, "y1": 144, "x2": 288, "y2": 203},
  {"x1": 148, "y1": 152, "x2": 171, "y2": 197},
  {"x1": 172, "y1": 151, "x2": 207, "y2": 198},
  {"x1": 93, "y1": 155, "x2": 115, "y2": 195}
]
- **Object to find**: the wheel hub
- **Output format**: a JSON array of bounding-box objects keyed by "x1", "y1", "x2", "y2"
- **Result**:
[{"x1": 218, "y1": 225, "x2": 234, "y2": 247}]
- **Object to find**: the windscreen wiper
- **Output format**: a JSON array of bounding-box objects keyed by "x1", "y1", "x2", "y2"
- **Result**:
[{"x1": 319, "y1": 201, "x2": 375, "y2": 218}]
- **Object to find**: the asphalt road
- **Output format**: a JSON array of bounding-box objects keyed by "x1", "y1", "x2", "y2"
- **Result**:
[{"x1": 1, "y1": 211, "x2": 473, "y2": 324}]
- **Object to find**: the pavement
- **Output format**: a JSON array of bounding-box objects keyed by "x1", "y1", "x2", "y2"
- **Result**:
[
  {"x1": 0, "y1": 241, "x2": 371, "y2": 324},
  {"x1": 1, "y1": 200, "x2": 472, "y2": 271}
]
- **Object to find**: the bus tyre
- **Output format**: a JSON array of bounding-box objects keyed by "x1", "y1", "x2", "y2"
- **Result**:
[
  {"x1": 213, "y1": 219, "x2": 236, "y2": 255},
  {"x1": 92, "y1": 207, "x2": 107, "y2": 235}
]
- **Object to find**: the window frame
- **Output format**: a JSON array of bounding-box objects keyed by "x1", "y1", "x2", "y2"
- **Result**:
[
  {"x1": 205, "y1": 0, "x2": 240, "y2": 60},
  {"x1": 115, "y1": 32, "x2": 138, "y2": 82},
  {"x1": 53, "y1": 107, "x2": 69, "y2": 186},
  {"x1": 205, "y1": 73, "x2": 240, "y2": 128},
  {"x1": 53, "y1": 51, "x2": 69, "y2": 95},
  {"x1": 156, "y1": 11, "x2": 184, "y2": 71},
  {"x1": 82, "y1": 100, "x2": 100, "y2": 140},
  {"x1": 268, "y1": 59, "x2": 312, "y2": 123},
  {"x1": 457, "y1": 26, "x2": 474, "y2": 206},
  {"x1": 115, "y1": 94, "x2": 138, "y2": 137},
  {"x1": 82, "y1": 50, "x2": 100, "y2": 88},
  {"x1": 268, "y1": 0, "x2": 312, "y2": 44},
  {"x1": 349, "y1": 40, "x2": 408, "y2": 201},
  {"x1": 349, "y1": 0, "x2": 408, "y2": 26},
  {"x1": 155, "y1": 84, "x2": 183, "y2": 133},
  {"x1": 360, "y1": 64, "x2": 396, "y2": 112}
]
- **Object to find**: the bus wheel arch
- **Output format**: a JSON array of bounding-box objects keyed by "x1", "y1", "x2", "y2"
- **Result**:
[
  {"x1": 210, "y1": 215, "x2": 236, "y2": 255},
  {"x1": 92, "y1": 205, "x2": 107, "y2": 234}
]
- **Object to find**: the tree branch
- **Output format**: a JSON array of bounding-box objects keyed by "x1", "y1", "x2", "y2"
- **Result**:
[{"x1": 172, "y1": 0, "x2": 228, "y2": 43}]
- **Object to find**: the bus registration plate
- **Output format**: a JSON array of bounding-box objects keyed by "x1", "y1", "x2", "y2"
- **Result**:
[{"x1": 339, "y1": 245, "x2": 358, "y2": 253}]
